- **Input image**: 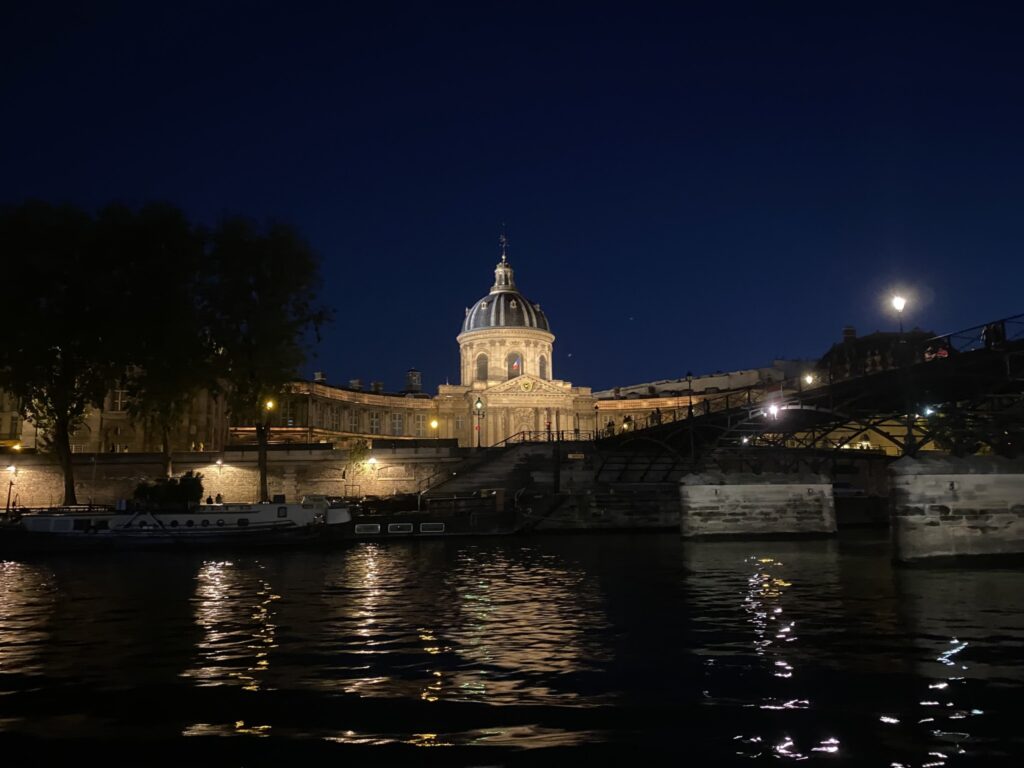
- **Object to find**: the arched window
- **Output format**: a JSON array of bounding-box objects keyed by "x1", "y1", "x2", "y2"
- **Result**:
[
  {"x1": 507, "y1": 351, "x2": 523, "y2": 379},
  {"x1": 476, "y1": 353, "x2": 489, "y2": 381},
  {"x1": 539, "y1": 355, "x2": 548, "y2": 380}
]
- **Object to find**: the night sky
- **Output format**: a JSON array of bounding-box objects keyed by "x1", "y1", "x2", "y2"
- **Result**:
[{"x1": 4, "y1": 2, "x2": 1023, "y2": 393}]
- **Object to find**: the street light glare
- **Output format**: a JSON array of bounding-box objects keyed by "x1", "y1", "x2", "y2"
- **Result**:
[
  {"x1": 264, "y1": 399, "x2": 276, "y2": 411},
  {"x1": 804, "y1": 374, "x2": 814, "y2": 385},
  {"x1": 892, "y1": 295, "x2": 907, "y2": 313}
]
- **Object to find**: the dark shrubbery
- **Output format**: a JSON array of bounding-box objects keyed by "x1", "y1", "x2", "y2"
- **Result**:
[{"x1": 133, "y1": 470, "x2": 204, "y2": 507}]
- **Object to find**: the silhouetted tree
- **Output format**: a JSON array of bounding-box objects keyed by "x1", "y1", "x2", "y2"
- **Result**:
[
  {"x1": 206, "y1": 218, "x2": 330, "y2": 502},
  {"x1": 116, "y1": 204, "x2": 216, "y2": 477},
  {"x1": 0, "y1": 202, "x2": 128, "y2": 504}
]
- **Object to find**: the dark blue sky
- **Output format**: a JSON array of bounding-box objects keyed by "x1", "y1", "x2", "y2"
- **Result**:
[{"x1": 4, "y1": 2, "x2": 1023, "y2": 392}]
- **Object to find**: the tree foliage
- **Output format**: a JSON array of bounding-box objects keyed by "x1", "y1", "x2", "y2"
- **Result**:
[
  {"x1": 0, "y1": 202, "x2": 129, "y2": 503},
  {"x1": 133, "y1": 470, "x2": 204, "y2": 507},
  {"x1": 0, "y1": 201, "x2": 330, "y2": 505},
  {"x1": 207, "y1": 217, "x2": 331, "y2": 501}
]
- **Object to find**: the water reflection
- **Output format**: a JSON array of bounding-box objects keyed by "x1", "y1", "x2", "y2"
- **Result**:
[
  {"x1": 685, "y1": 539, "x2": 844, "y2": 761},
  {"x1": 0, "y1": 561, "x2": 56, "y2": 679},
  {"x1": 890, "y1": 566, "x2": 1024, "y2": 766},
  {"x1": 312, "y1": 542, "x2": 612, "y2": 711},
  {"x1": 183, "y1": 559, "x2": 280, "y2": 692}
]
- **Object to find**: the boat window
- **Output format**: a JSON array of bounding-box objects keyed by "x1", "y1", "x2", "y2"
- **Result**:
[
  {"x1": 170, "y1": 520, "x2": 179, "y2": 528},
  {"x1": 354, "y1": 523, "x2": 381, "y2": 534},
  {"x1": 186, "y1": 520, "x2": 194, "y2": 527},
  {"x1": 216, "y1": 519, "x2": 225, "y2": 527},
  {"x1": 238, "y1": 518, "x2": 249, "y2": 527},
  {"x1": 420, "y1": 522, "x2": 445, "y2": 533},
  {"x1": 201, "y1": 519, "x2": 210, "y2": 527},
  {"x1": 387, "y1": 523, "x2": 414, "y2": 534},
  {"x1": 278, "y1": 507, "x2": 288, "y2": 518}
]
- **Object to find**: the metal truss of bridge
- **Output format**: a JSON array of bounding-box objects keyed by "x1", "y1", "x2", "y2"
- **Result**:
[{"x1": 596, "y1": 313, "x2": 1024, "y2": 480}]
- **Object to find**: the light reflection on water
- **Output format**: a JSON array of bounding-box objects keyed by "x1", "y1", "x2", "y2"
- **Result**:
[{"x1": 0, "y1": 533, "x2": 1022, "y2": 761}]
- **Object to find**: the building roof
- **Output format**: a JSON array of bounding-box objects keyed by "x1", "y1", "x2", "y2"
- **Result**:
[{"x1": 461, "y1": 246, "x2": 550, "y2": 333}]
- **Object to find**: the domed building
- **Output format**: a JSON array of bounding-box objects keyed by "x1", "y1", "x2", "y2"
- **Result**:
[{"x1": 435, "y1": 238, "x2": 598, "y2": 446}]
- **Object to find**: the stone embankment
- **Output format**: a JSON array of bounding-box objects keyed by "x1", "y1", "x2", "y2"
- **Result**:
[
  {"x1": 890, "y1": 454, "x2": 1024, "y2": 562},
  {"x1": 680, "y1": 470, "x2": 837, "y2": 538}
]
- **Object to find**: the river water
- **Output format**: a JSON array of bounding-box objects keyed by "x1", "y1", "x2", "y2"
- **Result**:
[{"x1": 0, "y1": 531, "x2": 1022, "y2": 765}]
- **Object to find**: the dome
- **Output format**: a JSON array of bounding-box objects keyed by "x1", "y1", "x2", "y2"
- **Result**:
[{"x1": 461, "y1": 250, "x2": 550, "y2": 334}]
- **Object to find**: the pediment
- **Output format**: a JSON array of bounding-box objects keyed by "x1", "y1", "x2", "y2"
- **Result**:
[{"x1": 485, "y1": 375, "x2": 566, "y2": 396}]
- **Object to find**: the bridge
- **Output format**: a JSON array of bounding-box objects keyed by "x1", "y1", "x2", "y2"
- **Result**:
[
  {"x1": 594, "y1": 313, "x2": 1024, "y2": 478},
  {"x1": 421, "y1": 313, "x2": 1024, "y2": 535}
]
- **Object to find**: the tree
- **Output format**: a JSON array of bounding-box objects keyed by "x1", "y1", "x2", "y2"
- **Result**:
[
  {"x1": 117, "y1": 204, "x2": 216, "y2": 477},
  {"x1": 206, "y1": 217, "x2": 330, "y2": 502},
  {"x1": 0, "y1": 202, "x2": 127, "y2": 504}
]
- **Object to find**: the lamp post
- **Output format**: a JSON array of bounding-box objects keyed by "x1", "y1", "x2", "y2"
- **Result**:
[
  {"x1": 5, "y1": 465, "x2": 15, "y2": 513},
  {"x1": 686, "y1": 371, "x2": 695, "y2": 457},
  {"x1": 474, "y1": 398, "x2": 484, "y2": 449},
  {"x1": 891, "y1": 295, "x2": 916, "y2": 455},
  {"x1": 892, "y1": 295, "x2": 907, "y2": 334}
]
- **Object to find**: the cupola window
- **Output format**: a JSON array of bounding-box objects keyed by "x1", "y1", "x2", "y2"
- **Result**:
[
  {"x1": 476, "y1": 353, "x2": 489, "y2": 381},
  {"x1": 539, "y1": 355, "x2": 548, "y2": 380}
]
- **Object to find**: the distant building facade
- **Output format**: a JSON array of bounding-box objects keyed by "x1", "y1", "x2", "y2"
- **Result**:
[{"x1": 0, "y1": 239, "x2": 855, "y2": 456}]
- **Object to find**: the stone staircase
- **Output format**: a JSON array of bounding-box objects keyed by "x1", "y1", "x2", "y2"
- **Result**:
[{"x1": 423, "y1": 443, "x2": 555, "y2": 498}]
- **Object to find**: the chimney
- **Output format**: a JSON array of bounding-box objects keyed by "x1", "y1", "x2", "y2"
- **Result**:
[
  {"x1": 313, "y1": 371, "x2": 326, "y2": 383},
  {"x1": 404, "y1": 368, "x2": 422, "y2": 394},
  {"x1": 842, "y1": 326, "x2": 857, "y2": 342},
  {"x1": 348, "y1": 378, "x2": 362, "y2": 391},
  {"x1": 371, "y1": 381, "x2": 384, "y2": 394}
]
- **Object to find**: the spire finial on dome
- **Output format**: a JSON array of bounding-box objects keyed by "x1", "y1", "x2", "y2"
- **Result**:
[
  {"x1": 491, "y1": 227, "x2": 516, "y2": 292},
  {"x1": 499, "y1": 224, "x2": 509, "y2": 264}
]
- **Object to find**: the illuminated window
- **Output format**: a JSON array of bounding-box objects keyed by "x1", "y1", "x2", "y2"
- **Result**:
[
  {"x1": 476, "y1": 353, "x2": 488, "y2": 381},
  {"x1": 455, "y1": 415, "x2": 465, "y2": 430},
  {"x1": 110, "y1": 390, "x2": 129, "y2": 412},
  {"x1": 507, "y1": 352, "x2": 523, "y2": 379}
]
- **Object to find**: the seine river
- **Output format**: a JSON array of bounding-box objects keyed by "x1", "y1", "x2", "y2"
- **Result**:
[{"x1": 1, "y1": 532, "x2": 1022, "y2": 766}]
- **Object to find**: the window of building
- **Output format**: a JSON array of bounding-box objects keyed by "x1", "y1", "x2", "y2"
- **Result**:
[
  {"x1": 539, "y1": 355, "x2": 548, "y2": 380},
  {"x1": 349, "y1": 410, "x2": 360, "y2": 432},
  {"x1": 281, "y1": 398, "x2": 296, "y2": 427},
  {"x1": 110, "y1": 389, "x2": 129, "y2": 412},
  {"x1": 507, "y1": 351, "x2": 523, "y2": 379},
  {"x1": 329, "y1": 407, "x2": 341, "y2": 431},
  {"x1": 369, "y1": 412, "x2": 381, "y2": 434},
  {"x1": 455, "y1": 415, "x2": 465, "y2": 431},
  {"x1": 391, "y1": 413, "x2": 404, "y2": 435},
  {"x1": 476, "y1": 353, "x2": 488, "y2": 381},
  {"x1": 414, "y1": 413, "x2": 426, "y2": 436}
]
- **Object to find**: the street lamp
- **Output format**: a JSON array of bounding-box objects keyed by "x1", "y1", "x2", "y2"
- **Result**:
[
  {"x1": 892, "y1": 295, "x2": 907, "y2": 333},
  {"x1": 474, "y1": 398, "x2": 485, "y2": 448}
]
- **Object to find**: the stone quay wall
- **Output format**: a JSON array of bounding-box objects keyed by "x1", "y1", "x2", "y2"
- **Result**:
[
  {"x1": 890, "y1": 455, "x2": 1024, "y2": 562},
  {"x1": 680, "y1": 471, "x2": 837, "y2": 538},
  {"x1": 4, "y1": 446, "x2": 463, "y2": 509}
]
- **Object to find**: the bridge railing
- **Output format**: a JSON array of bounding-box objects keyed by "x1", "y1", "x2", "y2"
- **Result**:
[
  {"x1": 926, "y1": 312, "x2": 1024, "y2": 355},
  {"x1": 495, "y1": 430, "x2": 598, "y2": 446}
]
